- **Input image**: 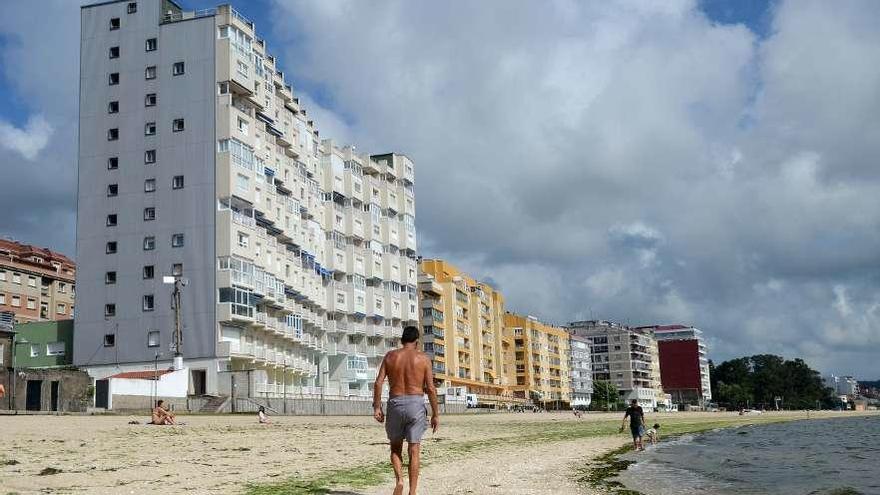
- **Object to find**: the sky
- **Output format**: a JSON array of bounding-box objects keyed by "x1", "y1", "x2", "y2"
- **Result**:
[{"x1": 1, "y1": 0, "x2": 879, "y2": 379}]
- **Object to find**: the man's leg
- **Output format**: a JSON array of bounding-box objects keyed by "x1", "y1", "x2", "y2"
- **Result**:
[
  {"x1": 407, "y1": 442, "x2": 421, "y2": 495},
  {"x1": 390, "y1": 440, "x2": 405, "y2": 495}
]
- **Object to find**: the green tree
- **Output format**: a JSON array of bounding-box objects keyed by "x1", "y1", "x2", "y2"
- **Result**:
[
  {"x1": 711, "y1": 355, "x2": 836, "y2": 410},
  {"x1": 592, "y1": 380, "x2": 619, "y2": 411}
]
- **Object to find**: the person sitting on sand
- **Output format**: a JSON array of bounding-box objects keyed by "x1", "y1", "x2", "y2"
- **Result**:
[
  {"x1": 621, "y1": 399, "x2": 646, "y2": 451},
  {"x1": 258, "y1": 406, "x2": 270, "y2": 424},
  {"x1": 151, "y1": 400, "x2": 176, "y2": 425},
  {"x1": 645, "y1": 423, "x2": 660, "y2": 445}
]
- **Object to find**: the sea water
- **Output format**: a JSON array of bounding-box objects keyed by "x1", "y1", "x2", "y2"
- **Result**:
[{"x1": 615, "y1": 415, "x2": 880, "y2": 495}]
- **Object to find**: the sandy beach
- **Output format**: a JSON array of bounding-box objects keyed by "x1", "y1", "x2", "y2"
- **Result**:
[{"x1": 1, "y1": 410, "x2": 873, "y2": 495}]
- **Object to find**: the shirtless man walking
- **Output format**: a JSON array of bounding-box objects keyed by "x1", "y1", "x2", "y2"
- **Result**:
[{"x1": 373, "y1": 326, "x2": 439, "y2": 495}]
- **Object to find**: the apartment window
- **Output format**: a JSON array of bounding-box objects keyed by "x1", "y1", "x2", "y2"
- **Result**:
[
  {"x1": 107, "y1": 184, "x2": 118, "y2": 197},
  {"x1": 106, "y1": 241, "x2": 117, "y2": 254},
  {"x1": 143, "y1": 236, "x2": 155, "y2": 250},
  {"x1": 145, "y1": 66, "x2": 157, "y2": 80},
  {"x1": 107, "y1": 128, "x2": 119, "y2": 141},
  {"x1": 143, "y1": 294, "x2": 155, "y2": 311},
  {"x1": 143, "y1": 265, "x2": 154, "y2": 279},
  {"x1": 103, "y1": 333, "x2": 116, "y2": 346},
  {"x1": 105, "y1": 271, "x2": 116, "y2": 284},
  {"x1": 236, "y1": 173, "x2": 249, "y2": 192},
  {"x1": 145, "y1": 93, "x2": 157, "y2": 106},
  {"x1": 108, "y1": 101, "x2": 119, "y2": 113},
  {"x1": 238, "y1": 117, "x2": 249, "y2": 135},
  {"x1": 0, "y1": 294, "x2": 4, "y2": 305},
  {"x1": 144, "y1": 207, "x2": 155, "y2": 221},
  {"x1": 172, "y1": 175, "x2": 184, "y2": 189},
  {"x1": 145, "y1": 122, "x2": 156, "y2": 136},
  {"x1": 109, "y1": 72, "x2": 119, "y2": 85},
  {"x1": 27, "y1": 298, "x2": 36, "y2": 310},
  {"x1": 0, "y1": 270, "x2": 5, "y2": 281},
  {"x1": 145, "y1": 38, "x2": 157, "y2": 52},
  {"x1": 172, "y1": 61, "x2": 185, "y2": 76},
  {"x1": 147, "y1": 330, "x2": 160, "y2": 348},
  {"x1": 236, "y1": 60, "x2": 248, "y2": 78},
  {"x1": 108, "y1": 157, "x2": 119, "y2": 169},
  {"x1": 27, "y1": 276, "x2": 36, "y2": 288},
  {"x1": 127, "y1": 2, "x2": 137, "y2": 14},
  {"x1": 11, "y1": 273, "x2": 19, "y2": 284},
  {"x1": 144, "y1": 178, "x2": 156, "y2": 192},
  {"x1": 106, "y1": 214, "x2": 118, "y2": 227},
  {"x1": 109, "y1": 17, "x2": 120, "y2": 30},
  {"x1": 46, "y1": 341, "x2": 65, "y2": 357},
  {"x1": 218, "y1": 82, "x2": 229, "y2": 94},
  {"x1": 104, "y1": 304, "x2": 116, "y2": 317},
  {"x1": 109, "y1": 46, "x2": 120, "y2": 59},
  {"x1": 11, "y1": 295, "x2": 21, "y2": 307},
  {"x1": 172, "y1": 118, "x2": 185, "y2": 132},
  {"x1": 30, "y1": 344, "x2": 39, "y2": 357},
  {"x1": 145, "y1": 150, "x2": 156, "y2": 164},
  {"x1": 171, "y1": 263, "x2": 183, "y2": 276},
  {"x1": 237, "y1": 232, "x2": 249, "y2": 248},
  {"x1": 171, "y1": 233, "x2": 184, "y2": 247},
  {"x1": 55, "y1": 303, "x2": 65, "y2": 315}
]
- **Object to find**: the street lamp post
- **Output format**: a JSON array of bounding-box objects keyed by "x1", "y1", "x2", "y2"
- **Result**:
[{"x1": 163, "y1": 276, "x2": 187, "y2": 370}]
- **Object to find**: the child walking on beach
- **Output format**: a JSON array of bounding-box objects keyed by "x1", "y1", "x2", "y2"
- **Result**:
[{"x1": 645, "y1": 423, "x2": 660, "y2": 445}]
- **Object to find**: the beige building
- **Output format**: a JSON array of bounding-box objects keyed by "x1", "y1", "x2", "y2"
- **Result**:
[
  {"x1": 0, "y1": 240, "x2": 75, "y2": 324},
  {"x1": 505, "y1": 312, "x2": 571, "y2": 407},
  {"x1": 567, "y1": 320, "x2": 663, "y2": 409},
  {"x1": 418, "y1": 259, "x2": 514, "y2": 406}
]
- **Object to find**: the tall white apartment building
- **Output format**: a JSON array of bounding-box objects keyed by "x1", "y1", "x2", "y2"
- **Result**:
[
  {"x1": 74, "y1": 0, "x2": 417, "y2": 401},
  {"x1": 567, "y1": 320, "x2": 661, "y2": 409}
]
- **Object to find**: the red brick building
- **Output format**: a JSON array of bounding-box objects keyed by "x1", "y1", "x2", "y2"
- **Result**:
[{"x1": 0, "y1": 239, "x2": 75, "y2": 324}]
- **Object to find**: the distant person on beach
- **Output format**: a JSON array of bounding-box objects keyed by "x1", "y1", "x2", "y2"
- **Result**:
[
  {"x1": 0, "y1": 383, "x2": 5, "y2": 399},
  {"x1": 373, "y1": 326, "x2": 439, "y2": 495},
  {"x1": 258, "y1": 406, "x2": 270, "y2": 424},
  {"x1": 645, "y1": 423, "x2": 661, "y2": 445},
  {"x1": 151, "y1": 400, "x2": 176, "y2": 425},
  {"x1": 621, "y1": 399, "x2": 646, "y2": 451}
]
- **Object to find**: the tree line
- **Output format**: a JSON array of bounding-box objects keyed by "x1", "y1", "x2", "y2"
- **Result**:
[{"x1": 710, "y1": 354, "x2": 840, "y2": 410}]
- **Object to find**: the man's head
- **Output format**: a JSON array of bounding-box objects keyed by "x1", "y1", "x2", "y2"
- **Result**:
[
  {"x1": 156, "y1": 400, "x2": 164, "y2": 408},
  {"x1": 401, "y1": 326, "x2": 419, "y2": 345},
  {"x1": 630, "y1": 399, "x2": 638, "y2": 407}
]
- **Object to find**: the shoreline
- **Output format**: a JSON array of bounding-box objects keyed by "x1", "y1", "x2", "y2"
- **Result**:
[{"x1": 575, "y1": 412, "x2": 880, "y2": 495}]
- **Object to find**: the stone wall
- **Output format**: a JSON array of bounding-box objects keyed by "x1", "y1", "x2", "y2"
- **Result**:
[{"x1": 4, "y1": 368, "x2": 91, "y2": 412}]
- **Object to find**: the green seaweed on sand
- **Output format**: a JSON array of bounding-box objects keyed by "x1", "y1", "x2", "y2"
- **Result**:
[
  {"x1": 244, "y1": 462, "x2": 388, "y2": 495},
  {"x1": 574, "y1": 445, "x2": 642, "y2": 495}
]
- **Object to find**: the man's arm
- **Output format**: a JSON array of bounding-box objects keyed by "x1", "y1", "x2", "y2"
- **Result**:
[
  {"x1": 372, "y1": 357, "x2": 387, "y2": 423},
  {"x1": 423, "y1": 355, "x2": 439, "y2": 433}
]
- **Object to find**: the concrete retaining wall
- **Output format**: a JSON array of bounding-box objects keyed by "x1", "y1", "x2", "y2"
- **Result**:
[{"x1": 112, "y1": 396, "x2": 467, "y2": 416}]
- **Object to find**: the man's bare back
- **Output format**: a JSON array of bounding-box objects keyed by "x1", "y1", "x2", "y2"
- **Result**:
[{"x1": 383, "y1": 347, "x2": 431, "y2": 397}]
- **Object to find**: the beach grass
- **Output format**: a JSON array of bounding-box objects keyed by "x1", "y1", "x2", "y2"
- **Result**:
[{"x1": 243, "y1": 414, "x2": 810, "y2": 495}]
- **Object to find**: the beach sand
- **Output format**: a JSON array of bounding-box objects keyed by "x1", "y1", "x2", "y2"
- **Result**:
[{"x1": 1, "y1": 410, "x2": 870, "y2": 495}]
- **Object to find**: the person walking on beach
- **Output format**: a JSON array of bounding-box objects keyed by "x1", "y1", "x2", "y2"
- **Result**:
[
  {"x1": 373, "y1": 326, "x2": 440, "y2": 495},
  {"x1": 621, "y1": 399, "x2": 646, "y2": 451}
]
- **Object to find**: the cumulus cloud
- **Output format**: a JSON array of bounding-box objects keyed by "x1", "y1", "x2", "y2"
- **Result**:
[
  {"x1": 267, "y1": 0, "x2": 880, "y2": 377},
  {"x1": 0, "y1": 115, "x2": 53, "y2": 160}
]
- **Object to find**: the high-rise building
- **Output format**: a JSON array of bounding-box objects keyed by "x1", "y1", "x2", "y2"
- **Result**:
[
  {"x1": 0, "y1": 240, "x2": 75, "y2": 324},
  {"x1": 569, "y1": 334, "x2": 593, "y2": 409},
  {"x1": 567, "y1": 320, "x2": 660, "y2": 409},
  {"x1": 75, "y1": 0, "x2": 416, "y2": 399},
  {"x1": 638, "y1": 325, "x2": 711, "y2": 406},
  {"x1": 418, "y1": 259, "x2": 512, "y2": 406},
  {"x1": 505, "y1": 312, "x2": 570, "y2": 407}
]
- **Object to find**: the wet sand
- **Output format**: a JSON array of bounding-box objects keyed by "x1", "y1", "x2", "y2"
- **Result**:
[{"x1": 1, "y1": 410, "x2": 870, "y2": 494}]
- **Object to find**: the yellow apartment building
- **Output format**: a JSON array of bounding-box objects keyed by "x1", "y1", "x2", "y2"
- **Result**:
[
  {"x1": 504, "y1": 312, "x2": 571, "y2": 408},
  {"x1": 418, "y1": 259, "x2": 517, "y2": 406}
]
